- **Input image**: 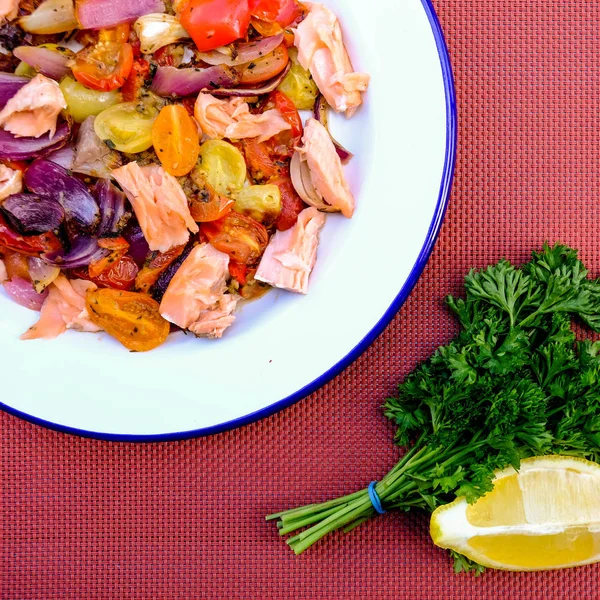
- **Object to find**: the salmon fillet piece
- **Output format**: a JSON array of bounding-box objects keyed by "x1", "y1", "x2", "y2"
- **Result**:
[
  {"x1": 255, "y1": 207, "x2": 326, "y2": 294},
  {"x1": 0, "y1": 163, "x2": 23, "y2": 201},
  {"x1": 21, "y1": 275, "x2": 102, "y2": 340},
  {"x1": 0, "y1": 74, "x2": 67, "y2": 138},
  {"x1": 195, "y1": 94, "x2": 291, "y2": 143},
  {"x1": 294, "y1": 2, "x2": 370, "y2": 117},
  {"x1": 112, "y1": 162, "x2": 198, "y2": 253},
  {"x1": 300, "y1": 118, "x2": 355, "y2": 218},
  {"x1": 159, "y1": 242, "x2": 239, "y2": 339},
  {"x1": 0, "y1": 0, "x2": 19, "y2": 22}
]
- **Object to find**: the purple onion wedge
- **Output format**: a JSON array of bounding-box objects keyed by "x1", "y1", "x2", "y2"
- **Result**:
[
  {"x1": 1, "y1": 193, "x2": 64, "y2": 234},
  {"x1": 13, "y1": 46, "x2": 71, "y2": 80},
  {"x1": 25, "y1": 159, "x2": 100, "y2": 236},
  {"x1": 197, "y1": 35, "x2": 284, "y2": 67},
  {"x1": 208, "y1": 62, "x2": 291, "y2": 98},
  {"x1": 43, "y1": 236, "x2": 109, "y2": 270},
  {"x1": 3, "y1": 276, "x2": 48, "y2": 311},
  {"x1": 122, "y1": 223, "x2": 150, "y2": 267},
  {"x1": 76, "y1": 0, "x2": 165, "y2": 29},
  {"x1": 0, "y1": 120, "x2": 71, "y2": 161},
  {"x1": 95, "y1": 179, "x2": 131, "y2": 237},
  {"x1": 150, "y1": 65, "x2": 239, "y2": 98},
  {"x1": 151, "y1": 245, "x2": 192, "y2": 302},
  {"x1": 45, "y1": 144, "x2": 75, "y2": 170}
]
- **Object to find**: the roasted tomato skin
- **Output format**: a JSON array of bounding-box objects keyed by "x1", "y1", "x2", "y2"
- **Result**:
[
  {"x1": 74, "y1": 256, "x2": 139, "y2": 291},
  {"x1": 134, "y1": 245, "x2": 186, "y2": 294},
  {"x1": 271, "y1": 173, "x2": 307, "y2": 231},
  {"x1": 121, "y1": 58, "x2": 150, "y2": 102},
  {"x1": 86, "y1": 289, "x2": 170, "y2": 352},
  {"x1": 179, "y1": 0, "x2": 251, "y2": 52},
  {"x1": 0, "y1": 214, "x2": 62, "y2": 256},
  {"x1": 249, "y1": 0, "x2": 303, "y2": 26},
  {"x1": 72, "y1": 39, "x2": 134, "y2": 92},
  {"x1": 201, "y1": 212, "x2": 269, "y2": 265}
]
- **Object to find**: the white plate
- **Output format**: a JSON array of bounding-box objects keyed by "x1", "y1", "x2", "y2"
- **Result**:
[{"x1": 0, "y1": 0, "x2": 456, "y2": 441}]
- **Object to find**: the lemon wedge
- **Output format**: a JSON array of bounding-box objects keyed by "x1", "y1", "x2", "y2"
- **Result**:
[{"x1": 430, "y1": 456, "x2": 600, "y2": 571}]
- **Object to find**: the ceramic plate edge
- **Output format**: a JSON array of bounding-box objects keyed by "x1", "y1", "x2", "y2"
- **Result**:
[{"x1": 0, "y1": 0, "x2": 457, "y2": 442}]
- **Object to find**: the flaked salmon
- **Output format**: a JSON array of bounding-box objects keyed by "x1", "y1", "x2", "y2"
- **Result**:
[
  {"x1": 21, "y1": 275, "x2": 102, "y2": 340},
  {"x1": 0, "y1": 0, "x2": 18, "y2": 22},
  {"x1": 112, "y1": 162, "x2": 198, "y2": 253},
  {"x1": 299, "y1": 118, "x2": 355, "y2": 218},
  {"x1": 0, "y1": 74, "x2": 67, "y2": 138},
  {"x1": 0, "y1": 257, "x2": 7, "y2": 283},
  {"x1": 255, "y1": 206, "x2": 326, "y2": 294},
  {"x1": 159, "y1": 242, "x2": 238, "y2": 338},
  {"x1": 0, "y1": 163, "x2": 23, "y2": 201},
  {"x1": 195, "y1": 94, "x2": 291, "y2": 143},
  {"x1": 294, "y1": 2, "x2": 370, "y2": 117}
]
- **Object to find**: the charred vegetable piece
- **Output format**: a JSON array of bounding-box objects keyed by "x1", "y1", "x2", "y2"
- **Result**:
[
  {"x1": 135, "y1": 244, "x2": 186, "y2": 293},
  {"x1": 86, "y1": 288, "x2": 170, "y2": 352}
]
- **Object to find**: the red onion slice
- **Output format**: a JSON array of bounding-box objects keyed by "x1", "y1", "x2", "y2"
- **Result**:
[
  {"x1": 208, "y1": 62, "x2": 291, "y2": 98},
  {"x1": 13, "y1": 46, "x2": 71, "y2": 81},
  {"x1": 45, "y1": 144, "x2": 75, "y2": 170},
  {"x1": 313, "y1": 95, "x2": 354, "y2": 164},
  {"x1": 3, "y1": 276, "x2": 48, "y2": 311},
  {"x1": 95, "y1": 179, "x2": 131, "y2": 237},
  {"x1": 150, "y1": 65, "x2": 239, "y2": 98},
  {"x1": 43, "y1": 236, "x2": 109, "y2": 269},
  {"x1": 76, "y1": 0, "x2": 165, "y2": 29},
  {"x1": 25, "y1": 159, "x2": 100, "y2": 237},
  {"x1": 1, "y1": 193, "x2": 64, "y2": 234},
  {"x1": 0, "y1": 120, "x2": 71, "y2": 161},
  {"x1": 197, "y1": 34, "x2": 284, "y2": 67},
  {"x1": 0, "y1": 72, "x2": 29, "y2": 109}
]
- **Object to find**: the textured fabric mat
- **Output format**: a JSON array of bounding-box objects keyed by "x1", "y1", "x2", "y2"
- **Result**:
[{"x1": 2, "y1": 0, "x2": 600, "y2": 598}]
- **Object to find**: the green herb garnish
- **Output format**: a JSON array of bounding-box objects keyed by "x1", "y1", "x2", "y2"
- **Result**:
[{"x1": 267, "y1": 244, "x2": 600, "y2": 573}]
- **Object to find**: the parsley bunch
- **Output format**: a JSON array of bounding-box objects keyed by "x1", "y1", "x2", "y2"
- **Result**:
[{"x1": 267, "y1": 245, "x2": 600, "y2": 573}]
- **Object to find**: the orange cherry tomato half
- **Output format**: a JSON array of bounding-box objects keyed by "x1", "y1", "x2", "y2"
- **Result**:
[
  {"x1": 72, "y1": 40, "x2": 134, "y2": 92},
  {"x1": 201, "y1": 212, "x2": 269, "y2": 265},
  {"x1": 236, "y1": 43, "x2": 289, "y2": 85},
  {"x1": 152, "y1": 104, "x2": 200, "y2": 177},
  {"x1": 86, "y1": 288, "x2": 170, "y2": 352},
  {"x1": 180, "y1": 0, "x2": 251, "y2": 52}
]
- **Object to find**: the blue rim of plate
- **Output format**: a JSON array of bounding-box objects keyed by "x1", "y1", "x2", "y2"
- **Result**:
[{"x1": 1, "y1": 0, "x2": 457, "y2": 443}]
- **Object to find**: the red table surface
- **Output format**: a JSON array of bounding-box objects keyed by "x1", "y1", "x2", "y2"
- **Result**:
[{"x1": 3, "y1": 1, "x2": 600, "y2": 598}]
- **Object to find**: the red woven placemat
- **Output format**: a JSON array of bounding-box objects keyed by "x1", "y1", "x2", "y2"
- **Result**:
[{"x1": 3, "y1": 1, "x2": 600, "y2": 598}]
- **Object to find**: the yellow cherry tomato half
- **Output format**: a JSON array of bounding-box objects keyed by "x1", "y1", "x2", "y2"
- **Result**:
[
  {"x1": 151, "y1": 104, "x2": 200, "y2": 177},
  {"x1": 94, "y1": 102, "x2": 158, "y2": 153}
]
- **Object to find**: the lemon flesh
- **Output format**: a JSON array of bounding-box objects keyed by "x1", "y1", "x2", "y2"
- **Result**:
[{"x1": 430, "y1": 456, "x2": 600, "y2": 571}]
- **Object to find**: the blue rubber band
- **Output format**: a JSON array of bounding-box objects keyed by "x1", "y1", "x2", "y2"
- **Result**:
[{"x1": 368, "y1": 481, "x2": 386, "y2": 515}]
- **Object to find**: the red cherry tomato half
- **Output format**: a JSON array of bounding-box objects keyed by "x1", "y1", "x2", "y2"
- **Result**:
[
  {"x1": 72, "y1": 40, "x2": 134, "y2": 92},
  {"x1": 249, "y1": 0, "x2": 302, "y2": 27},
  {"x1": 179, "y1": 0, "x2": 251, "y2": 52}
]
